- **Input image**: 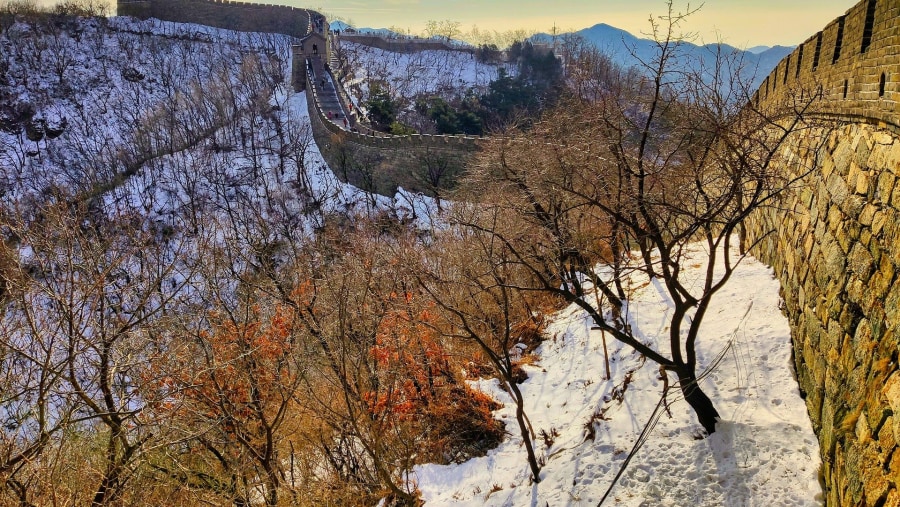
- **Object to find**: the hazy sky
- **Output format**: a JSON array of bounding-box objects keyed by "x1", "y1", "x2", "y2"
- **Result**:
[{"x1": 305, "y1": 0, "x2": 856, "y2": 47}]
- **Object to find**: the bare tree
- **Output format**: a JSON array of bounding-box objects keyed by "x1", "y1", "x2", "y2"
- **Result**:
[
  {"x1": 415, "y1": 216, "x2": 552, "y2": 482},
  {"x1": 0, "y1": 197, "x2": 192, "y2": 505},
  {"x1": 451, "y1": 2, "x2": 825, "y2": 435}
]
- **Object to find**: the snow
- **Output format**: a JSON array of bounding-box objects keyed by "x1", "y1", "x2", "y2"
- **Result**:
[
  {"x1": 415, "y1": 242, "x2": 822, "y2": 506},
  {"x1": 339, "y1": 41, "x2": 509, "y2": 103},
  {"x1": 0, "y1": 15, "x2": 435, "y2": 229}
]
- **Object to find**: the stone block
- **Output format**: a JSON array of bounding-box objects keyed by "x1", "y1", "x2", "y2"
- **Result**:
[
  {"x1": 877, "y1": 413, "x2": 896, "y2": 450},
  {"x1": 886, "y1": 284, "x2": 900, "y2": 325},
  {"x1": 883, "y1": 373, "x2": 900, "y2": 451},
  {"x1": 867, "y1": 271, "x2": 893, "y2": 307},
  {"x1": 846, "y1": 278, "x2": 866, "y2": 306},
  {"x1": 860, "y1": 228, "x2": 873, "y2": 249},
  {"x1": 854, "y1": 319, "x2": 874, "y2": 364},
  {"x1": 857, "y1": 410, "x2": 873, "y2": 444},
  {"x1": 872, "y1": 210, "x2": 888, "y2": 236},
  {"x1": 859, "y1": 203, "x2": 878, "y2": 225},
  {"x1": 891, "y1": 185, "x2": 900, "y2": 210},
  {"x1": 874, "y1": 131, "x2": 895, "y2": 145},
  {"x1": 828, "y1": 205, "x2": 844, "y2": 232},
  {"x1": 856, "y1": 169, "x2": 872, "y2": 195},
  {"x1": 828, "y1": 142, "x2": 854, "y2": 173},
  {"x1": 824, "y1": 242, "x2": 847, "y2": 281},
  {"x1": 820, "y1": 155, "x2": 836, "y2": 180},
  {"x1": 826, "y1": 173, "x2": 850, "y2": 206},
  {"x1": 820, "y1": 395, "x2": 838, "y2": 456},
  {"x1": 862, "y1": 443, "x2": 891, "y2": 502},
  {"x1": 848, "y1": 160, "x2": 861, "y2": 188},
  {"x1": 877, "y1": 253, "x2": 896, "y2": 290},
  {"x1": 889, "y1": 142, "x2": 900, "y2": 175},
  {"x1": 841, "y1": 194, "x2": 866, "y2": 218},
  {"x1": 848, "y1": 243, "x2": 875, "y2": 279}
]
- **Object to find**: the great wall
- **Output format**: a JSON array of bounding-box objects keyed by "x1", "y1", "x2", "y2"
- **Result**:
[
  {"x1": 117, "y1": 0, "x2": 900, "y2": 504},
  {"x1": 117, "y1": 0, "x2": 482, "y2": 195},
  {"x1": 747, "y1": 1, "x2": 900, "y2": 505}
]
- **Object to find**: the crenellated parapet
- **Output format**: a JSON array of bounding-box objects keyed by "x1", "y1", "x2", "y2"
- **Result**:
[{"x1": 755, "y1": 0, "x2": 899, "y2": 132}]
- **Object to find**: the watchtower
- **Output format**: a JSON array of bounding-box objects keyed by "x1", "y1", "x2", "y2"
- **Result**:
[{"x1": 291, "y1": 12, "x2": 330, "y2": 91}]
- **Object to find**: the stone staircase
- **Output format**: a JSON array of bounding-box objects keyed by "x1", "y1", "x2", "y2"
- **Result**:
[{"x1": 308, "y1": 56, "x2": 354, "y2": 128}]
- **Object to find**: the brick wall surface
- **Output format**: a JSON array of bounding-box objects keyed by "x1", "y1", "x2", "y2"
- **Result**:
[{"x1": 748, "y1": 1, "x2": 900, "y2": 504}]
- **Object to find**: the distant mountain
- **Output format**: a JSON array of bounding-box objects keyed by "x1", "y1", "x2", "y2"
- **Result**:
[
  {"x1": 746, "y1": 45, "x2": 771, "y2": 54},
  {"x1": 330, "y1": 20, "x2": 352, "y2": 31},
  {"x1": 330, "y1": 21, "x2": 403, "y2": 37},
  {"x1": 533, "y1": 23, "x2": 794, "y2": 90}
]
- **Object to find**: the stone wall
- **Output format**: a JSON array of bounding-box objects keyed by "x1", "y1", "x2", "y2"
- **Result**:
[
  {"x1": 747, "y1": 0, "x2": 900, "y2": 504},
  {"x1": 754, "y1": 0, "x2": 899, "y2": 131},
  {"x1": 305, "y1": 71, "x2": 481, "y2": 195},
  {"x1": 338, "y1": 33, "x2": 475, "y2": 55},
  {"x1": 117, "y1": 0, "x2": 311, "y2": 38},
  {"x1": 748, "y1": 123, "x2": 900, "y2": 506},
  {"x1": 116, "y1": 0, "x2": 483, "y2": 196}
]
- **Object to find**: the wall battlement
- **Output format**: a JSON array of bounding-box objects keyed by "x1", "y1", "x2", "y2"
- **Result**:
[{"x1": 756, "y1": 0, "x2": 899, "y2": 131}]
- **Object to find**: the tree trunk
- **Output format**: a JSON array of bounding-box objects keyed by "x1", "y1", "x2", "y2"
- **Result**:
[
  {"x1": 675, "y1": 368, "x2": 719, "y2": 435},
  {"x1": 508, "y1": 381, "x2": 541, "y2": 482}
]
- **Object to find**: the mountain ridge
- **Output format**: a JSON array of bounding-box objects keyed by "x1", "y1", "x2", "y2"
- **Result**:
[{"x1": 532, "y1": 22, "x2": 794, "y2": 89}]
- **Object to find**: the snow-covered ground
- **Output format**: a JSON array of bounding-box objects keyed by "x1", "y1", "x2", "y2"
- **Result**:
[
  {"x1": 0, "y1": 15, "x2": 434, "y2": 226},
  {"x1": 339, "y1": 40, "x2": 508, "y2": 104},
  {"x1": 416, "y1": 243, "x2": 822, "y2": 506}
]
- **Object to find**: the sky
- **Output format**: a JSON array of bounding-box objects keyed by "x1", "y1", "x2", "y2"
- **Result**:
[{"x1": 304, "y1": 0, "x2": 856, "y2": 48}]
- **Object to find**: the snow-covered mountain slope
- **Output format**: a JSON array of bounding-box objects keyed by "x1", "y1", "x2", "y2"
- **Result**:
[
  {"x1": 416, "y1": 242, "x2": 821, "y2": 506},
  {"x1": 2, "y1": 15, "x2": 819, "y2": 506},
  {"x1": 0, "y1": 15, "x2": 430, "y2": 225},
  {"x1": 339, "y1": 40, "x2": 508, "y2": 104}
]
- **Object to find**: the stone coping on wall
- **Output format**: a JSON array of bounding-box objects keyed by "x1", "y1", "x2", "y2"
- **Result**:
[
  {"x1": 117, "y1": 0, "x2": 313, "y2": 38},
  {"x1": 338, "y1": 33, "x2": 475, "y2": 54}
]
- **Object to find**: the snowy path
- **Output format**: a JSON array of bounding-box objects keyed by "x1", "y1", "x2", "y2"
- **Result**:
[{"x1": 415, "y1": 245, "x2": 822, "y2": 506}]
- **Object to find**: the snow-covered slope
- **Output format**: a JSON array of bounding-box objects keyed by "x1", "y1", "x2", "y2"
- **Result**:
[
  {"x1": 339, "y1": 41, "x2": 508, "y2": 105},
  {"x1": 0, "y1": 15, "x2": 431, "y2": 225},
  {"x1": 416, "y1": 242, "x2": 821, "y2": 506},
  {"x1": 1, "y1": 15, "x2": 820, "y2": 506}
]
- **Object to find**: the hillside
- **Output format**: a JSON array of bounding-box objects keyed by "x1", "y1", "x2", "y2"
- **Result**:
[
  {"x1": 0, "y1": 10, "x2": 821, "y2": 507},
  {"x1": 331, "y1": 20, "x2": 791, "y2": 90}
]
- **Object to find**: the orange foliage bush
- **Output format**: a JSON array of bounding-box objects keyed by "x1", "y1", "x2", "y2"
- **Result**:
[{"x1": 365, "y1": 295, "x2": 503, "y2": 464}]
